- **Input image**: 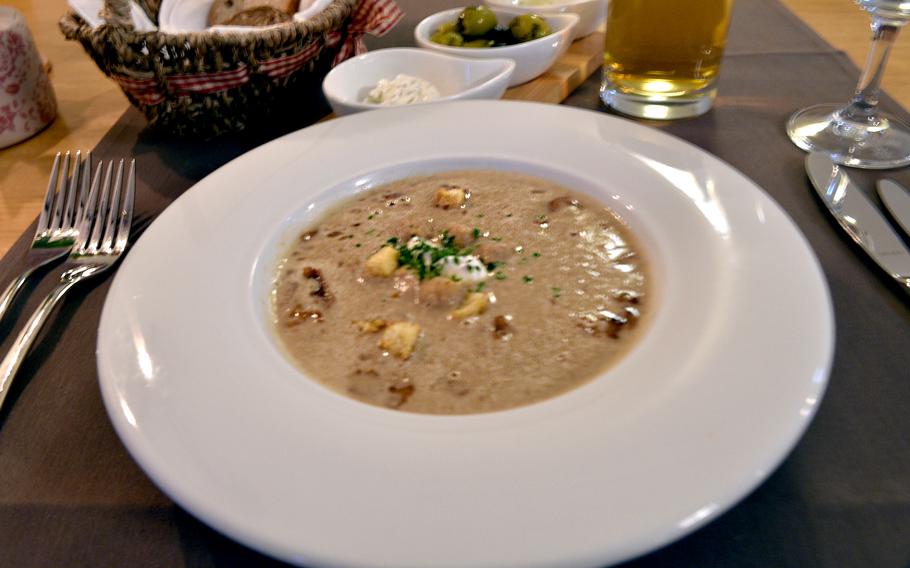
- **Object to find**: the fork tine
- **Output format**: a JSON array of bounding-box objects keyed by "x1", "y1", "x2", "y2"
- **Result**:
[
  {"x1": 74, "y1": 151, "x2": 92, "y2": 226},
  {"x1": 49, "y1": 152, "x2": 71, "y2": 232},
  {"x1": 35, "y1": 153, "x2": 61, "y2": 237},
  {"x1": 100, "y1": 160, "x2": 124, "y2": 252},
  {"x1": 76, "y1": 161, "x2": 105, "y2": 251},
  {"x1": 61, "y1": 150, "x2": 82, "y2": 230},
  {"x1": 88, "y1": 161, "x2": 114, "y2": 252},
  {"x1": 114, "y1": 160, "x2": 136, "y2": 254}
]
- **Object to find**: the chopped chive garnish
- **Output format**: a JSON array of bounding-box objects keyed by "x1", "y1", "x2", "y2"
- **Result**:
[{"x1": 522, "y1": 275, "x2": 533, "y2": 284}]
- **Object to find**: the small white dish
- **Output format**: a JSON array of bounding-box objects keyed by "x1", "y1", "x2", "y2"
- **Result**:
[
  {"x1": 322, "y1": 48, "x2": 515, "y2": 115},
  {"x1": 485, "y1": 0, "x2": 606, "y2": 40},
  {"x1": 415, "y1": 7, "x2": 578, "y2": 86}
]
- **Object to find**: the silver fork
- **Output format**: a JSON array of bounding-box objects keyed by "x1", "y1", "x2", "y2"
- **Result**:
[
  {"x1": 0, "y1": 151, "x2": 91, "y2": 324},
  {"x1": 0, "y1": 158, "x2": 136, "y2": 413}
]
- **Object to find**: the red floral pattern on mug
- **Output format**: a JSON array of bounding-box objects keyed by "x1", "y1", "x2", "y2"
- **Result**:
[{"x1": 0, "y1": 8, "x2": 57, "y2": 146}]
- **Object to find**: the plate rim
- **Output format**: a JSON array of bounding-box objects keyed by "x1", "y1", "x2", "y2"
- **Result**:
[{"x1": 97, "y1": 100, "x2": 835, "y2": 567}]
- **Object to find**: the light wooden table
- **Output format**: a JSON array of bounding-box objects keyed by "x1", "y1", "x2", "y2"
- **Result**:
[{"x1": 1, "y1": 0, "x2": 909, "y2": 257}]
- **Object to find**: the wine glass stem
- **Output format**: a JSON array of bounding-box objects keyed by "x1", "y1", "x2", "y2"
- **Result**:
[{"x1": 841, "y1": 19, "x2": 901, "y2": 121}]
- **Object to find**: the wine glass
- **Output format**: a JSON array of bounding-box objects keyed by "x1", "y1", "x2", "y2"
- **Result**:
[{"x1": 787, "y1": 0, "x2": 910, "y2": 169}]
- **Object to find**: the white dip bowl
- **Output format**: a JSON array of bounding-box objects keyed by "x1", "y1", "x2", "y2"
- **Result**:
[
  {"x1": 322, "y1": 48, "x2": 515, "y2": 115},
  {"x1": 414, "y1": 7, "x2": 578, "y2": 87}
]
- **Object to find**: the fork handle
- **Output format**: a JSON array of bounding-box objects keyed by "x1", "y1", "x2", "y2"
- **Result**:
[
  {"x1": 0, "y1": 279, "x2": 78, "y2": 413},
  {"x1": 0, "y1": 271, "x2": 34, "y2": 326}
]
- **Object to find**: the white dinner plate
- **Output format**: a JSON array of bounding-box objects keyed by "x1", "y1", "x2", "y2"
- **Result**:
[{"x1": 97, "y1": 101, "x2": 834, "y2": 568}]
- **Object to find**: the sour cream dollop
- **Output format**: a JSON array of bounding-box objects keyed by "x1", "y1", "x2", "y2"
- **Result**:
[
  {"x1": 439, "y1": 255, "x2": 489, "y2": 282},
  {"x1": 363, "y1": 74, "x2": 441, "y2": 106}
]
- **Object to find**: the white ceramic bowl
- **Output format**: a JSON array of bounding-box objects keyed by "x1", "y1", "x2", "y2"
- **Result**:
[
  {"x1": 485, "y1": 0, "x2": 606, "y2": 39},
  {"x1": 322, "y1": 48, "x2": 515, "y2": 115},
  {"x1": 415, "y1": 8, "x2": 578, "y2": 86}
]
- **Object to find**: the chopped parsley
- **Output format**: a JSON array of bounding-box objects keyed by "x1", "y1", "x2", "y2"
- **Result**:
[
  {"x1": 388, "y1": 232, "x2": 476, "y2": 280},
  {"x1": 522, "y1": 275, "x2": 534, "y2": 284},
  {"x1": 474, "y1": 282, "x2": 486, "y2": 292},
  {"x1": 532, "y1": 252, "x2": 541, "y2": 257},
  {"x1": 472, "y1": 227, "x2": 481, "y2": 240},
  {"x1": 495, "y1": 272, "x2": 507, "y2": 280},
  {"x1": 551, "y1": 286, "x2": 562, "y2": 298}
]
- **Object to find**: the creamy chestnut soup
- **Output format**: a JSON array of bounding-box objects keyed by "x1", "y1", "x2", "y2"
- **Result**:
[{"x1": 272, "y1": 171, "x2": 649, "y2": 414}]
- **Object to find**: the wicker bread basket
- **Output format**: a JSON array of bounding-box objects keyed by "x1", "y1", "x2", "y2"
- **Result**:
[{"x1": 60, "y1": 0, "x2": 398, "y2": 137}]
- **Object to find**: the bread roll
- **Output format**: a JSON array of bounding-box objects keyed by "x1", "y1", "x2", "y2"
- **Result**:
[{"x1": 208, "y1": 0, "x2": 298, "y2": 27}]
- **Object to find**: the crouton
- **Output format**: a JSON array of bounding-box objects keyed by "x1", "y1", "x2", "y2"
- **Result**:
[
  {"x1": 365, "y1": 246, "x2": 399, "y2": 277},
  {"x1": 379, "y1": 322, "x2": 421, "y2": 359},
  {"x1": 450, "y1": 292, "x2": 489, "y2": 319},
  {"x1": 433, "y1": 186, "x2": 466, "y2": 208}
]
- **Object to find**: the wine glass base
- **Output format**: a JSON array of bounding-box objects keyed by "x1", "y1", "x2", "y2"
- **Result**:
[{"x1": 787, "y1": 103, "x2": 910, "y2": 169}]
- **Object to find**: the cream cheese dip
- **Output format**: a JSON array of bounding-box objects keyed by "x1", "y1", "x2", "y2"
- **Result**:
[{"x1": 363, "y1": 74, "x2": 441, "y2": 106}]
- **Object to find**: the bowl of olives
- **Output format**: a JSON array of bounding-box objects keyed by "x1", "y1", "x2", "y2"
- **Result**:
[
  {"x1": 415, "y1": 6, "x2": 579, "y2": 86},
  {"x1": 485, "y1": 0, "x2": 607, "y2": 40}
]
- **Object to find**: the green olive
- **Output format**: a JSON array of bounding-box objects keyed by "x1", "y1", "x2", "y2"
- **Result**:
[
  {"x1": 435, "y1": 20, "x2": 459, "y2": 34},
  {"x1": 459, "y1": 6, "x2": 497, "y2": 36},
  {"x1": 509, "y1": 14, "x2": 551, "y2": 42},
  {"x1": 463, "y1": 38, "x2": 496, "y2": 48},
  {"x1": 431, "y1": 30, "x2": 465, "y2": 46}
]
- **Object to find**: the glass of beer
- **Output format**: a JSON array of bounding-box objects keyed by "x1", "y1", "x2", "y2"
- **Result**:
[{"x1": 601, "y1": 0, "x2": 735, "y2": 120}]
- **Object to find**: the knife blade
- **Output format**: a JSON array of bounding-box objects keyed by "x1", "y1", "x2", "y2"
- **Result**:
[
  {"x1": 876, "y1": 179, "x2": 910, "y2": 240},
  {"x1": 805, "y1": 152, "x2": 910, "y2": 295}
]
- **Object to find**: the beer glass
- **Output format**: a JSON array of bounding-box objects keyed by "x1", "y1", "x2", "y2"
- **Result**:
[
  {"x1": 600, "y1": 0, "x2": 734, "y2": 120},
  {"x1": 787, "y1": 0, "x2": 910, "y2": 169}
]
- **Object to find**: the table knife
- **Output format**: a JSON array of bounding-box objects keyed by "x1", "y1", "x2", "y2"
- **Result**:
[
  {"x1": 877, "y1": 179, "x2": 910, "y2": 239},
  {"x1": 805, "y1": 152, "x2": 910, "y2": 295}
]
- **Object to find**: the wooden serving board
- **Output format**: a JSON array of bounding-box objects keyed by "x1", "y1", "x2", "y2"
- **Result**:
[{"x1": 504, "y1": 27, "x2": 605, "y2": 104}]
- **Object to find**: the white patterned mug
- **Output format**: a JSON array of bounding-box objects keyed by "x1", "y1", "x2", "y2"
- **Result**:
[{"x1": 0, "y1": 7, "x2": 57, "y2": 149}]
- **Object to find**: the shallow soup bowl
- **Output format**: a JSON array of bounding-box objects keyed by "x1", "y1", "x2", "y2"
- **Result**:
[
  {"x1": 322, "y1": 48, "x2": 515, "y2": 115},
  {"x1": 415, "y1": 7, "x2": 578, "y2": 86},
  {"x1": 96, "y1": 102, "x2": 832, "y2": 568}
]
